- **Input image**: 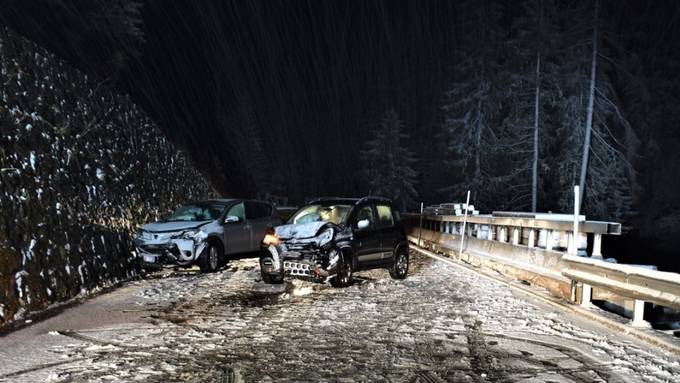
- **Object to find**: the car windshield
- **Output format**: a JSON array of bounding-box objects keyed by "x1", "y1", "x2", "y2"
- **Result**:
[
  {"x1": 166, "y1": 203, "x2": 224, "y2": 222},
  {"x1": 288, "y1": 204, "x2": 352, "y2": 225}
]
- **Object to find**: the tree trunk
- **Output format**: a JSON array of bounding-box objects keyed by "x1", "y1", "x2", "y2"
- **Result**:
[
  {"x1": 474, "y1": 96, "x2": 483, "y2": 202},
  {"x1": 578, "y1": 0, "x2": 598, "y2": 209},
  {"x1": 531, "y1": 51, "x2": 540, "y2": 212}
]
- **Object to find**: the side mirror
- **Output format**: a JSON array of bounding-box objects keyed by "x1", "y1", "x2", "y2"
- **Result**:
[
  {"x1": 356, "y1": 219, "x2": 370, "y2": 230},
  {"x1": 224, "y1": 215, "x2": 240, "y2": 224}
]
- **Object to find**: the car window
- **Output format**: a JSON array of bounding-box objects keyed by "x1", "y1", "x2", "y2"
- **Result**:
[
  {"x1": 166, "y1": 203, "x2": 225, "y2": 221},
  {"x1": 354, "y1": 205, "x2": 376, "y2": 229},
  {"x1": 227, "y1": 202, "x2": 245, "y2": 220},
  {"x1": 376, "y1": 205, "x2": 394, "y2": 227},
  {"x1": 245, "y1": 202, "x2": 273, "y2": 219},
  {"x1": 392, "y1": 207, "x2": 401, "y2": 222},
  {"x1": 259, "y1": 202, "x2": 272, "y2": 217},
  {"x1": 289, "y1": 204, "x2": 352, "y2": 225}
]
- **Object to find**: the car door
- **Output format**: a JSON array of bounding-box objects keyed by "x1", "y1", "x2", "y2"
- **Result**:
[
  {"x1": 375, "y1": 204, "x2": 399, "y2": 262},
  {"x1": 245, "y1": 201, "x2": 272, "y2": 251},
  {"x1": 223, "y1": 201, "x2": 252, "y2": 255},
  {"x1": 352, "y1": 204, "x2": 383, "y2": 269}
]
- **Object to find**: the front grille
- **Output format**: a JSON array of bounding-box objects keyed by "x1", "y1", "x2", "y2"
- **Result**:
[
  {"x1": 141, "y1": 245, "x2": 165, "y2": 254},
  {"x1": 284, "y1": 261, "x2": 313, "y2": 276}
]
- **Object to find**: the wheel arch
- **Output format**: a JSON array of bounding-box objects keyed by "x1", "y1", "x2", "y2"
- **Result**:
[
  {"x1": 338, "y1": 244, "x2": 356, "y2": 269},
  {"x1": 206, "y1": 235, "x2": 225, "y2": 256},
  {"x1": 394, "y1": 240, "x2": 410, "y2": 256}
]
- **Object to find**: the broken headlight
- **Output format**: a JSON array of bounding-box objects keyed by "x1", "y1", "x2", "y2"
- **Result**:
[
  {"x1": 179, "y1": 230, "x2": 198, "y2": 239},
  {"x1": 316, "y1": 227, "x2": 334, "y2": 247},
  {"x1": 136, "y1": 229, "x2": 151, "y2": 240}
]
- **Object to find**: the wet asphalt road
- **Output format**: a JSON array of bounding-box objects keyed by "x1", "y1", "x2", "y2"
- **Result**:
[{"x1": 0, "y1": 251, "x2": 677, "y2": 382}]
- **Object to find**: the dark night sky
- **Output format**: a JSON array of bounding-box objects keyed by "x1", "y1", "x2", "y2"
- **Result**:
[
  {"x1": 2, "y1": 0, "x2": 680, "y2": 269},
  {"x1": 1, "y1": 0, "x2": 463, "y2": 199}
]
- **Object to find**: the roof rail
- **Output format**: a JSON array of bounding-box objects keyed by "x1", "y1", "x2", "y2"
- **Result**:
[{"x1": 356, "y1": 196, "x2": 393, "y2": 205}]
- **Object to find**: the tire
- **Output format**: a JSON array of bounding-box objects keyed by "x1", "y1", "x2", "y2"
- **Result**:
[
  {"x1": 330, "y1": 252, "x2": 353, "y2": 288},
  {"x1": 389, "y1": 246, "x2": 409, "y2": 279},
  {"x1": 261, "y1": 270, "x2": 284, "y2": 284},
  {"x1": 199, "y1": 244, "x2": 221, "y2": 273},
  {"x1": 259, "y1": 251, "x2": 283, "y2": 284}
]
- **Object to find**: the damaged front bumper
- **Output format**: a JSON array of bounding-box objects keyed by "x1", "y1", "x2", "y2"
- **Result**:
[
  {"x1": 133, "y1": 234, "x2": 208, "y2": 268},
  {"x1": 261, "y1": 242, "x2": 340, "y2": 282}
]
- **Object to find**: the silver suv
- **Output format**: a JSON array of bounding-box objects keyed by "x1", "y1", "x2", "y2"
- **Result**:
[{"x1": 134, "y1": 199, "x2": 280, "y2": 272}]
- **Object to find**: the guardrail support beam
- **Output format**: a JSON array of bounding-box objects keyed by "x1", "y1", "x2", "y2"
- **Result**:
[
  {"x1": 528, "y1": 229, "x2": 535, "y2": 248},
  {"x1": 512, "y1": 228, "x2": 520, "y2": 245},
  {"x1": 632, "y1": 299, "x2": 647, "y2": 327},
  {"x1": 592, "y1": 233, "x2": 603, "y2": 259},
  {"x1": 545, "y1": 230, "x2": 554, "y2": 251},
  {"x1": 581, "y1": 283, "x2": 592, "y2": 306},
  {"x1": 499, "y1": 227, "x2": 507, "y2": 243}
]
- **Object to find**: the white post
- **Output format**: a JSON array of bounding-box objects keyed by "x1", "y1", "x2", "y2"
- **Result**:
[
  {"x1": 418, "y1": 202, "x2": 424, "y2": 247},
  {"x1": 581, "y1": 283, "x2": 592, "y2": 306},
  {"x1": 499, "y1": 227, "x2": 507, "y2": 243},
  {"x1": 592, "y1": 234, "x2": 603, "y2": 259},
  {"x1": 488, "y1": 226, "x2": 495, "y2": 241},
  {"x1": 459, "y1": 190, "x2": 471, "y2": 256},
  {"x1": 545, "y1": 230, "x2": 553, "y2": 251},
  {"x1": 571, "y1": 185, "x2": 580, "y2": 255},
  {"x1": 512, "y1": 228, "x2": 520, "y2": 245},
  {"x1": 476, "y1": 225, "x2": 483, "y2": 239},
  {"x1": 528, "y1": 229, "x2": 535, "y2": 248},
  {"x1": 632, "y1": 300, "x2": 647, "y2": 327}
]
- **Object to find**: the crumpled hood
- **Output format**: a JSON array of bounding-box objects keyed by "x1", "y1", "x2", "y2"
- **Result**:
[
  {"x1": 142, "y1": 220, "x2": 211, "y2": 233},
  {"x1": 274, "y1": 221, "x2": 331, "y2": 240}
]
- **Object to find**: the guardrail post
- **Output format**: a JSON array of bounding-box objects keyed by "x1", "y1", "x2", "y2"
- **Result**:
[
  {"x1": 545, "y1": 230, "x2": 554, "y2": 251},
  {"x1": 528, "y1": 229, "x2": 535, "y2": 248},
  {"x1": 499, "y1": 227, "x2": 507, "y2": 243},
  {"x1": 567, "y1": 232, "x2": 576, "y2": 255},
  {"x1": 592, "y1": 233, "x2": 603, "y2": 259},
  {"x1": 512, "y1": 228, "x2": 520, "y2": 245},
  {"x1": 581, "y1": 283, "x2": 592, "y2": 306},
  {"x1": 476, "y1": 225, "x2": 484, "y2": 239},
  {"x1": 488, "y1": 225, "x2": 495, "y2": 241},
  {"x1": 632, "y1": 300, "x2": 647, "y2": 327}
]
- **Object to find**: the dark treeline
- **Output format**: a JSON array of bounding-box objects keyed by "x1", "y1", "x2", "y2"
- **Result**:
[{"x1": 1, "y1": 0, "x2": 680, "y2": 267}]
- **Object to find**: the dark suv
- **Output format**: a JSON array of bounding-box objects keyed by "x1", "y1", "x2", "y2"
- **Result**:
[{"x1": 259, "y1": 197, "x2": 409, "y2": 287}]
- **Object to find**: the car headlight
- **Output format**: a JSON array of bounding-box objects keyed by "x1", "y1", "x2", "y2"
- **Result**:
[
  {"x1": 180, "y1": 230, "x2": 198, "y2": 239},
  {"x1": 316, "y1": 228, "x2": 334, "y2": 247},
  {"x1": 263, "y1": 233, "x2": 280, "y2": 246}
]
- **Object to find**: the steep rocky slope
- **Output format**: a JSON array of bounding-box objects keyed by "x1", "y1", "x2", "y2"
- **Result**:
[{"x1": 0, "y1": 27, "x2": 215, "y2": 327}]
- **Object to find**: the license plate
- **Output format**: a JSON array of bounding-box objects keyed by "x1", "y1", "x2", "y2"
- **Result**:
[{"x1": 143, "y1": 255, "x2": 157, "y2": 263}]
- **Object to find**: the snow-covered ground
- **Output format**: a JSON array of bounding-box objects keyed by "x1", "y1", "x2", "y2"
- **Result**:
[{"x1": 0, "y1": 252, "x2": 678, "y2": 382}]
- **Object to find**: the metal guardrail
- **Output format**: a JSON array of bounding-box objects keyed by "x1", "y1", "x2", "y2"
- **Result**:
[
  {"x1": 405, "y1": 212, "x2": 620, "y2": 257},
  {"x1": 405, "y1": 212, "x2": 621, "y2": 235},
  {"x1": 406, "y1": 211, "x2": 680, "y2": 329},
  {"x1": 563, "y1": 255, "x2": 680, "y2": 326}
]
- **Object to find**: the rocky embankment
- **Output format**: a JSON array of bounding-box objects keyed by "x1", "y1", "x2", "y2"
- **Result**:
[{"x1": 0, "y1": 27, "x2": 215, "y2": 327}]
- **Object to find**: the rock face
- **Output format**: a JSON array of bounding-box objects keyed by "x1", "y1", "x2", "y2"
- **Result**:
[{"x1": 0, "y1": 27, "x2": 216, "y2": 327}]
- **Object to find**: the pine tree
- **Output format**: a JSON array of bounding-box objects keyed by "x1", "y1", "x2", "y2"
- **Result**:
[
  {"x1": 508, "y1": 0, "x2": 562, "y2": 212},
  {"x1": 360, "y1": 109, "x2": 418, "y2": 210},
  {"x1": 440, "y1": 0, "x2": 523, "y2": 210},
  {"x1": 554, "y1": 0, "x2": 634, "y2": 220}
]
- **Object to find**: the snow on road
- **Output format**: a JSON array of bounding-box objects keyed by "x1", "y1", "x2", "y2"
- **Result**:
[{"x1": 0, "y1": 252, "x2": 678, "y2": 382}]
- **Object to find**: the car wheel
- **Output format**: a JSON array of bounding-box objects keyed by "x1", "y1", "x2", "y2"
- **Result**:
[
  {"x1": 200, "y1": 244, "x2": 221, "y2": 273},
  {"x1": 261, "y1": 270, "x2": 284, "y2": 284},
  {"x1": 330, "y1": 253, "x2": 352, "y2": 288},
  {"x1": 260, "y1": 257, "x2": 283, "y2": 284},
  {"x1": 389, "y1": 247, "x2": 409, "y2": 279}
]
